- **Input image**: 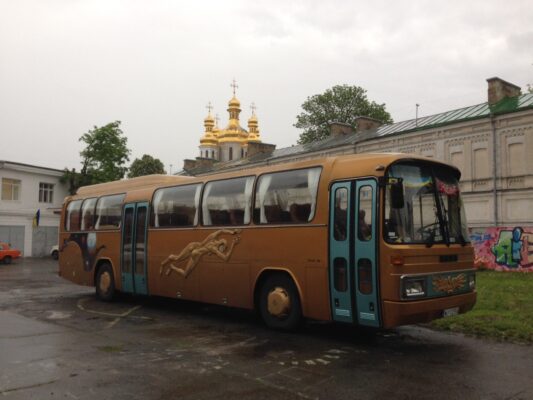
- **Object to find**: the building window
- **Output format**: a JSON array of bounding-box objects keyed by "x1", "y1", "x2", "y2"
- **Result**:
[
  {"x1": 1, "y1": 178, "x2": 21, "y2": 201},
  {"x1": 508, "y1": 143, "x2": 525, "y2": 176},
  {"x1": 229, "y1": 147, "x2": 233, "y2": 161},
  {"x1": 39, "y1": 183, "x2": 54, "y2": 203},
  {"x1": 473, "y1": 148, "x2": 489, "y2": 179},
  {"x1": 450, "y1": 151, "x2": 464, "y2": 172}
]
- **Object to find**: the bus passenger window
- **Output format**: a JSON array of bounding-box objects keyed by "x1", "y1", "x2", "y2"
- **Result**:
[
  {"x1": 358, "y1": 186, "x2": 373, "y2": 241},
  {"x1": 334, "y1": 188, "x2": 348, "y2": 241},
  {"x1": 254, "y1": 167, "x2": 321, "y2": 224},
  {"x1": 95, "y1": 194, "x2": 125, "y2": 230},
  {"x1": 80, "y1": 198, "x2": 97, "y2": 230},
  {"x1": 202, "y1": 176, "x2": 254, "y2": 226},
  {"x1": 65, "y1": 200, "x2": 83, "y2": 231},
  {"x1": 152, "y1": 184, "x2": 201, "y2": 228}
]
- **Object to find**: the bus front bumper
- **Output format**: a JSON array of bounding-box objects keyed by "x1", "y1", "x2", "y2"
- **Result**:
[{"x1": 381, "y1": 291, "x2": 477, "y2": 329}]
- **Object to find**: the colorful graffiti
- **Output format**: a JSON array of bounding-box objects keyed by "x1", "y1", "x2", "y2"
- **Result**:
[{"x1": 470, "y1": 227, "x2": 533, "y2": 272}]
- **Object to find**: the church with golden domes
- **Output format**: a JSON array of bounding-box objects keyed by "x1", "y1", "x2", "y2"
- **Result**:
[{"x1": 199, "y1": 81, "x2": 262, "y2": 162}]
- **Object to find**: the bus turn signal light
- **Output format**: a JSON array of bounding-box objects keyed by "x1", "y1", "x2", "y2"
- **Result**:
[{"x1": 391, "y1": 255, "x2": 404, "y2": 266}]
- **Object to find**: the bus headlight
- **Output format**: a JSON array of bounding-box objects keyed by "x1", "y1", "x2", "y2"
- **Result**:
[
  {"x1": 468, "y1": 274, "x2": 476, "y2": 290},
  {"x1": 403, "y1": 278, "x2": 426, "y2": 298}
]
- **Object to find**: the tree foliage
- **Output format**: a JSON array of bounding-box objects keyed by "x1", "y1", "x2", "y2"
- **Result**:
[
  {"x1": 61, "y1": 121, "x2": 130, "y2": 194},
  {"x1": 295, "y1": 85, "x2": 393, "y2": 144},
  {"x1": 128, "y1": 154, "x2": 166, "y2": 178}
]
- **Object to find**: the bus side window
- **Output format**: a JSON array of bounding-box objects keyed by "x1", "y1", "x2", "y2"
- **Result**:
[
  {"x1": 202, "y1": 177, "x2": 254, "y2": 226},
  {"x1": 254, "y1": 167, "x2": 321, "y2": 224},
  {"x1": 80, "y1": 198, "x2": 97, "y2": 231},
  {"x1": 65, "y1": 200, "x2": 83, "y2": 231},
  {"x1": 152, "y1": 184, "x2": 201, "y2": 228},
  {"x1": 95, "y1": 194, "x2": 125, "y2": 230},
  {"x1": 358, "y1": 186, "x2": 373, "y2": 241}
]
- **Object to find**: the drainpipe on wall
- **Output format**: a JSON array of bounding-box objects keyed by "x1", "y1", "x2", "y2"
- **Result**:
[{"x1": 490, "y1": 114, "x2": 498, "y2": 227}]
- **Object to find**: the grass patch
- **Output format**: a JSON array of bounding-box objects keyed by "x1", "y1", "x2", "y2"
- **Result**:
[{"x1": 431, "y1": 271, "x2": 533, "y2": 343}]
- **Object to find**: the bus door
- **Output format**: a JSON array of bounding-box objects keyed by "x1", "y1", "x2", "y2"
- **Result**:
[
  {"x1": 121, "y1": 202, "x2": 149, "y2": 295},
  {"x1": 329, "y1": 180, "x2": 380, "y2": 327},
  {"x1": 354, "y1": 180, "x2": 380, "y2": 327}
]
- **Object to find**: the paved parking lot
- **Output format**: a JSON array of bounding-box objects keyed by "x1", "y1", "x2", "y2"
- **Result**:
[{"x1": 1, "y1": 258, "x2": 532, "y2": 399}]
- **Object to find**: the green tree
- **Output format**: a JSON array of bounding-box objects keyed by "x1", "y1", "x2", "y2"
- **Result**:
[
  {"x1": 295, "y1": 85, "x2": 393, "y2": 144},
  {"x1": 128, "y1": 154, "x2": 166, "y2": 178},
  {"x1": 61, "y1": 121, "x2": 130, "y2": 193}
]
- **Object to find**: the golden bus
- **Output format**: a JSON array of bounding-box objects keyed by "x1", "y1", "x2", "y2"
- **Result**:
[{"x1": 58, "y1": 153, "x2": 476, "y2": 330}]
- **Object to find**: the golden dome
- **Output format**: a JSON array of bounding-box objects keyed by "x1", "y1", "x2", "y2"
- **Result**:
[{"x1": 228, "y1": 96, "x2": 240, "y2": 107}]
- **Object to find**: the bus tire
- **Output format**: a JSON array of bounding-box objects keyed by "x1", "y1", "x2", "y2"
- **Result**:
[
  {"x1": 52, "y1": 250, "x2": 59, "y2": 260},
  {"x1": 259, "y1": 273, "x2": 302, "y2": 331},
  {"x1": 4, "y1": 256, "x2": 12, "y2": 265},
  {"x1": 95, "y1": 263, "x2": 115, "y2": 302}
]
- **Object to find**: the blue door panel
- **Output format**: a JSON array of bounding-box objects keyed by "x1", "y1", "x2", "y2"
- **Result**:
[
  {"x1": 354, "y1": 180, "x2": 380, "y2": 327},
  {"x1": 329, "y1": 182, "x2": 353, "y2": 323},
  {"x1": 121, "y1": 202, "x2": 149, "y2": 295}
]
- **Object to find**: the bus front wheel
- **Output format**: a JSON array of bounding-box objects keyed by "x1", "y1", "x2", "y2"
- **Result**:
[
  {"x1": 259, "y1": 274, "x2": 302, "y2": 330},
  {"x1": 96, "y1": 263, "x2": 115, "y2": 302}
]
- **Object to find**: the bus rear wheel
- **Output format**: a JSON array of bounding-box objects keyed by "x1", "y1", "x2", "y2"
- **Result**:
[
  {"x1": 259, "y1": 274, "x2": 302, "y2": 330},
  {"x1": 96, "y1": 263, "x2": 115, "y2": 302},
  {"x1": 3, "y1": 256, "x2": 12, "y2": 265}
]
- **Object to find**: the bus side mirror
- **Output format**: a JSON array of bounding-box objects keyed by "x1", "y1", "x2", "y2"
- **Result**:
[{"x1": 390, "y1": 181, "x2": 405, "y2": 209}]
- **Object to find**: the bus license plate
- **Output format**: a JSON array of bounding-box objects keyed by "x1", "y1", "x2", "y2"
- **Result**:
[{"x1": 443, "y1": 307, "x2": 459, "y2": 317}]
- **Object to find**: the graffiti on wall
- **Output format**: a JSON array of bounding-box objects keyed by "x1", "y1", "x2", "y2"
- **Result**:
[{"x1": 470, "y1": 227, "x2": 533, "y2": 272}]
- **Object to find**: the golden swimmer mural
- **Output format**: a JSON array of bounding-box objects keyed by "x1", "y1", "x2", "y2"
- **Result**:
[{"x1": 160, "y1": 229, "x2": 241, "y2": 278}]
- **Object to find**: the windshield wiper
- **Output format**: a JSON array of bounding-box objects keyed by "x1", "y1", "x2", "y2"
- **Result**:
[{"x1": 431, "y1": 178, "x2": 451, "y2": 247}]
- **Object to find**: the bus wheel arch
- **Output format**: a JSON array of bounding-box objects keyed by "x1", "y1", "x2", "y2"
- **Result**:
[
  {"x1": 94, "y1": 259, "x2": 116, "y2": 302},
  {"x1": 254, "y1": 269, "x2": 303, "y2": 330}
]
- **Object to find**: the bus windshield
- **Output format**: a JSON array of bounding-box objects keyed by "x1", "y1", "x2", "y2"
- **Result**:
[{"x1": 384, "y1": 162, "x2": 469, "y2": 246}]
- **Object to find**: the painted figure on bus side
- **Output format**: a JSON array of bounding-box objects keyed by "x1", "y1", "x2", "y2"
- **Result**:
[
  {"x1": 160, "y1": 229, "x2": 241, "y2": 278},
  {"x1": 61, "y1": 232, "x2": 106, "y2": 271}
]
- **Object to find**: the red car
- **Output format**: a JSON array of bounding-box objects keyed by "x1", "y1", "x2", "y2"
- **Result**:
[{"x1": 0, "y1": 242, "x2": 21, "y2": 264}]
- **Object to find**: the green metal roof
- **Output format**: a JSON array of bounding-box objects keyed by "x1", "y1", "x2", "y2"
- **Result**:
[{"x1": 373, "y1": 92, "x2": 533, "y2": 138}]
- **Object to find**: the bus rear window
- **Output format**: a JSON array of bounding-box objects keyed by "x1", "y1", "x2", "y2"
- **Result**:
[
  {"x1": 65, "y1": 200, "x2": 83, "y2": 231},
  {"x1": 254, "y1": 167, "x2": 321, "y2": 224},
  {"x1": 202, "y1": 177, "x2": 254, "y2": 226},
  {"x1": 95, "y1": 194, "x2": 125, "y2": 230},
  {"x1": 152, "y1": 184, "x2": 201, "y2": 227}
]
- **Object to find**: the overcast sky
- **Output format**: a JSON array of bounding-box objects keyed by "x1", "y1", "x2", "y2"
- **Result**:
[{"x1": 1, "y1": 0, "x2": 532, "y2": 173}]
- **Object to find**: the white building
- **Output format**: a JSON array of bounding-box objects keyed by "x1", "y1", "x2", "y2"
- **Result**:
[{"x1": 0, "y1": 161, "x2": 69, "y2": 256}]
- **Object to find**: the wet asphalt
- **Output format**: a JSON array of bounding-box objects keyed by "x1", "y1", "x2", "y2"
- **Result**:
[{"x1": 0, "y1": 258, "x2": 532, "y2": 400}]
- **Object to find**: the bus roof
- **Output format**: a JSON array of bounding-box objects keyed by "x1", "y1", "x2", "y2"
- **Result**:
[
  {"x1": 69, "y1": 153, "x2": 459, "y2": 201},
  {"x1": 74, "y1": 174, "x2": 193, "y2": 197}
]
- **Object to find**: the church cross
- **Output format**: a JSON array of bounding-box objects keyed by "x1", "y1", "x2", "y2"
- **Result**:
[
  {"x1": 230, "y1": 79, "x2": 238, "y2": 96},
  {"x1": 206, "y1": 101, "x2": 213, "y2": 114},
  {"x1": 250, "y1": 102, "x2": 257, "y2": 114}
]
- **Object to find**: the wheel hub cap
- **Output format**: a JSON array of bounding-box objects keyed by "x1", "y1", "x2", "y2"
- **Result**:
[
  {"x1": 267, "y1": 287, "x2": 291, "y2": 318},
  {"x1": 100, "y1": 271, "x2": 111, "y2": 293}
]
